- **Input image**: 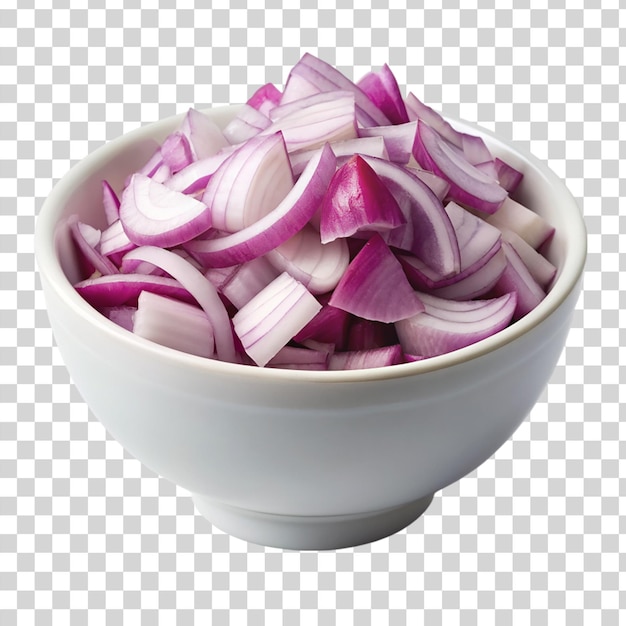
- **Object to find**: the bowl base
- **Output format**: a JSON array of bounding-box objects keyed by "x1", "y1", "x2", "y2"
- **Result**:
[{"x1": 192, "y1": 493, "x2": 435, "y2": 550}]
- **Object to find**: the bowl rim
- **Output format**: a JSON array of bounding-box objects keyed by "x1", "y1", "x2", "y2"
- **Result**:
[{"x1": 35, "y1": 105, "x2": 588, "y2": 384}]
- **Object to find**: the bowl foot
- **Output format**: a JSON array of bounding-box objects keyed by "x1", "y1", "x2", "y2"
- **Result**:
[{"x1": 192, "y1": 493, "x2": 435, "y2": 550}]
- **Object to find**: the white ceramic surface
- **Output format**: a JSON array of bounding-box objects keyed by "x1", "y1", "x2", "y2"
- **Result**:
[{"x1": 35, "y1": 106, "x2": 587, "y2": 550}]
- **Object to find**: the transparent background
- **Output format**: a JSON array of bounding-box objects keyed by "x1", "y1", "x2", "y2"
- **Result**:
[{"x1": 1, "y1": 2, "x2": 623, "y2": 624}]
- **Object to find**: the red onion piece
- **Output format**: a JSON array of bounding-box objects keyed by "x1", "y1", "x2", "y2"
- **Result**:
[
  {"x1": 281, "y1": 53, "x2": 391, "y2": 127},
  {"x1": 247, "y1": 82, "x2": 283, "y2": 117},
  {"x1": 266, "y1": 224, "x2": 349, "y2": 295},
  {"x1": 133, "y1": 290, "x2": 215, "y2": 358},
  {"x1": 160, "y1": 131, "x2": 194, "y2": 174},
  {"x1": 473, "y1": 160, "x2": 499, "y2": 180},
  {"x1": 121, "y1": 246, "x2": 237, "y2": 363},
  {"x1": 346, "y1": 318, "x2": 398, "y2": 351},
  {"x1": 292, "y1": 302, "x2": 351, "y2": 350},
  {"x1": 204, "y1": 264, "x2": 238, "y2": 291},
  {"x1": 395, "y1": 291, "x2": 517, "y2": 357},
  {"x1": 320, "y1": 155, "x2": 406, "y2": 244},
  {"x1": 461, "y1": 133, "x2": 493, "y2": 165},
  {"x1": 442, "y1": 200, "x2": 502, "y2": 279},
  {"x1": 399, "y1": 200, "x2": 502, "y2": 294},
  {"x1": 427, "y1": 247, "x2": 508, "y2": 301},
  {"x1": 135, "y1": 146, "x2": 165, "y2": 179},
  {"x1": 261, "y1": 91, "x2": 358, "y2": 154},
  {"x1": 102, "y1": 180, "x2": 121, "y2": 226},
  {"x1": 68, "y1": 216, "x2": 119, "y2": 278},
  {"x1": 358, "y1": 155, "x2": 461, "y2": 277},
  {"x1": 482, "y1": 197, "x2": 555, "y2": 250},
  {"x1": 329, "y1": 234, "x2": 425, "y2": 323},
  {"x1": 413, "y1": 120, "x2": 508, "y2": 214},
  {"x1": 100, "y1": 305, "x2": 136, "y2": 331},
  {"x1": 203, "y1": 132, "x2": 294, "y2": 233},
  {"x1": 232, "y1": 272, "x2": 322, "y2": 366},
  {"x1": 280, "y1": 71, "x2": 322, "y2": 104},
  {"x1": 328, "y1": 344, "x2": 405, "y2": 370},
  {"x1": 119, "y1": 173, "x2": 212, "y2": 247},
  {"x1": 291, "y1": 135, "x2": 388, "y2": 177},
  {"x1": 405, "y1": 166, "x2": 451, "y2": 201},
  {"x1": 356, "y1": 63, "x2": 410, "y2": 125},
  {"x1": 266, "y1": 345, "x2": 328, "y2": 370},
  {"x1": 222, "y1": 104, "x2": 272, "y2": 144},
  {"x1": 184, "y1": 143, "x2": 336, "y2": 268},
  {"x1": 163, "y1": 149, "x2": 234, "y2": 195},
  {"x1": 217, "y1": 256, "x2": 280, "y2": 310},
  {"x1": 269, "y1": 89, "x2": 351, "y2": 122},
  {"x1": 358, "y1": 121, "x2": 417, "y2": 164},
  {"x1": 494, "y1": 158, "x2": 524, "y2": 194},
  {"x1": 404, "y1": 92, "x2": 464, "y2": 148},
  {"x1": 501, "y1": 229, "x2": 557, "y2": 290},
  {"x1": 100, "y1": 219, "x2": 135, "y2": 259},
  {"x1": 74, "y1": 273, "x2": 197, "y2": 308},
  {"x1": 180, "y1": 107, "x2": 229, "y2": 160},
  {"x1": 490, "y1": 241, "x2": 546, "y2": 320}
]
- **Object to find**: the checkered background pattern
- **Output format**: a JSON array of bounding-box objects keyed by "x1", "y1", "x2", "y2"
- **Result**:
[{"x1": 1, "y1": 1, "x2": 624, "y2": 624}]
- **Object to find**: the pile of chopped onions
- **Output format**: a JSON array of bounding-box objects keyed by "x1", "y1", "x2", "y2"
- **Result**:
[{"x1": 68, "y1": 54, "x2": 557, "y2": 370}]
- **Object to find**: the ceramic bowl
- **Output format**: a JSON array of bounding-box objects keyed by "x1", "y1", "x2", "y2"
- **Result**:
[{"x1": 35, "y1": 105, "x2": 586, "y2": 550}]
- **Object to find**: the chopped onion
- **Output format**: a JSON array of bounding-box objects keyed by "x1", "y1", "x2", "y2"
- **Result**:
[
  {"x1": 102, "y1": 180, "x2": 121, "y2": 226},
  {"x1": 75, "y1": 273, "x2": 197, "y2": 308},
  {"x1": 395, "y1": 291, "x2": 517, "y2": 357},
  {"x1": 489, "y1": 241, "x2": 546, "y2": 320},
  {"x1": 247, "y1": 82, "x2": 283, "y2": 117},
  {"x1": 121, "y1": 246, "x2": 236, "y2": 363},
  {"x1": 266, "y1": 345, "x2": 328, "y2": 370},
  {"x1": 101, "y1": 305, "x2": 136, "y2": 331},
  {"x1": 163, "y1": 149, "x2": 234, "y2": 195},
  {"x1": 405, "y1": 166, "x2": 451, "y2": 201},
  {"x1": 428, "y1": 247, "x2": 508, "y2": 301},
  {"x1": 481, "y1": 196, "x2": 555, "y2": 250},
  {"x1": 357, "y1": 63, "x2": 410, "y2": 125},
  {"x1": 413, "y1": 120, "x2": 508, "y2": 214},
  {"x1": 358, "y1": 155, "x2": 461, "y2": 276},
  {"x1": 160, "y1": 131, "x2": 194, "y2": 174},
  {"x1": 358, "y1": 121, "x2": 417, "y2": 164},
  {"x1": 70, "y1": 54, "x2": 557, "y2": 370},
  {"x1": 261, "y1": 91, "x2": 358, "y2": 153},
  {"x1": 328, "y1": 344, "x2": 404, "y2": 370},
  {"x1": 68, "y1": 216, "x2": 119, "y2": 278},
  {"x1": 120, "y1": 173, "x2": 212, "y2": 247},
  {"x1": 292, "y1": 301, "x2": 351, "y2": 350},
  {"x1": 347, "y1": 318, "x2": 398, "y2": 351},
  {"x1": 180, "y1": 107, "x2": 229, "y2": 159},
  {"x1": 290, "y1": 135, "x2": 388, "y2": 176},
  {"x1": 281, "y1": 53, "x2": 391, "y2": 127},
  {"x1": 232, "y1": 272, "x2": 322, "y2": 366},
  {"x1": 222, "y1": 104, "x2": 272, "y2": 144},
  {"x1": 494, "y1": 158, "x2": 524, "y2": 194},
  {"x1": 214, "y1": 256, "x2": 279, "y2": 310},
  {"x1": 266, "y1": 224, "x2": 350, "y2": 295},
  {"x1": 398, "y1": 199, "x2": 503, "y2": 299},
  {"x1": 203, "y1": 132, "x2": 294, "y2": 233},
  {"x1": 320, "y1": 155, "x2": 406, "y2": 244},
  {"x1": 99, "y1": 219, "x2": 135, "y2": 259},
  {"x1": 133, "y1": 290, "x2": 215, "y2": 358},
  {"x1": 501, "y1": 229, "x2": 557, "y2": 290},
  {"x1": 461, "y1": 133, "x2": 493, "y2": 165},
  {"x1": 329, "y1": 234, "x2": 425, "y2": 323},
  {"x1": 184, "y1": 143, "x2": 336, "y2": 267},
  {"x1": 404, "y1": 92, "x2": 463, "y2": 148}
]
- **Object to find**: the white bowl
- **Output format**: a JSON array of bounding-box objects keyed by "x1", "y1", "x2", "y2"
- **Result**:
[{"x1": 35, "y1": 106, "x2": 586, "y2": 550}]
